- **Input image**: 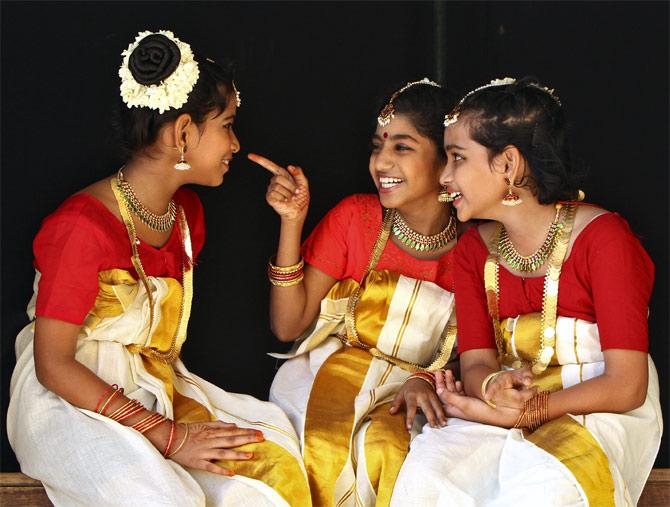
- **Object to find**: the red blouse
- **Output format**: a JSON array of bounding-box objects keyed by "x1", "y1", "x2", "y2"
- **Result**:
[
  {"x1": 33, "y1": 188, "x2": 205, "y2": 325},
  {"x1": 454, "y1": 211, "x2": 654, "y2": 353},
  {"x1": 302, "y1": 194, "x2": 454, "y2": 291}
]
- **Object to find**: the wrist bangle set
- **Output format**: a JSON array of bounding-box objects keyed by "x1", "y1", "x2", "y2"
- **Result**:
[
  {"x1": 404, "y1": 371, "x2": 437, "y2": 390},
  {"x1": 513, "y1": 390, "x2": 550, "y2": 432},
  {"x1": 95, "y1": 383, "x2": 178, "y2": 458},
  {"x1": 268, "y1": 256, "x2": 304, "y2": 287}
]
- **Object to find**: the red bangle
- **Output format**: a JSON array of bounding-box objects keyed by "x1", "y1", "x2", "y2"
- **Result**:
[
  {"x1": 163, "y1": 420, "x2": 176, "y2": 457},
  {"x1": 95, "y1": 384, "x2": 118, "y2": 413}
]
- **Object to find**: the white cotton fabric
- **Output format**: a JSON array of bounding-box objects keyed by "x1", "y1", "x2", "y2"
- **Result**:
[{"x1": 8, "y1": 272, "x2": 303, "y2": 506}]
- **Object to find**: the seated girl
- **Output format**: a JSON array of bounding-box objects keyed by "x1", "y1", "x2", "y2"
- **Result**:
[
  {"x1": 392, "y1": 77, "x2": 662, "y2": 506},
  {"x1": 7, "y1": 30, "x2": 310, "y2": 507},
  {"x1": 249, "y1": 79, "x2": 460, "y2": 506}
]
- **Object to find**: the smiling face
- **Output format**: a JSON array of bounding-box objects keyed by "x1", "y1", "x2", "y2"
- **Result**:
[
  {"x1": 439, "y1": 118, "x2": 508, "y2": 222},
  {"x1": 186, "y1": 95, "x2": 240, "y2": 186},
  {"x1": 369, "y1": 114, "x2": 444, "y2": 211}
]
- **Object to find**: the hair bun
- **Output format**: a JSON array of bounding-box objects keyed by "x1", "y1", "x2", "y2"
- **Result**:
[{"x1": 128, "y1": 34, "x2": 181, "y2": 85}]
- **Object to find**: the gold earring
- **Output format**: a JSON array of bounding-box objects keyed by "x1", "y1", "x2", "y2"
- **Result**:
[
  {"x1": 501, "y1": 178, "x2": 522, "y2": 206},
  {"x1": 174, "y1": 145, "x2": 191, "y2": 171}
]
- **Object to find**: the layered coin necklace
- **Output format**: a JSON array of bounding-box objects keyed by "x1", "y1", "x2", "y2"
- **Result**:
[
  {"x1": 392, "y1": 210, "x2": 457, "y2": 252},
  {"x1": 116, "y1": 169, "x2": 177, "y2": 232},
  {"x1": 497, "y1": 205, "x2": 562, "y2": 272}
]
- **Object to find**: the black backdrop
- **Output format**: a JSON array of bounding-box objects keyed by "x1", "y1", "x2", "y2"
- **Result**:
[{"x1": 2, "y1": 1, "x2": 667, "y2": 472}]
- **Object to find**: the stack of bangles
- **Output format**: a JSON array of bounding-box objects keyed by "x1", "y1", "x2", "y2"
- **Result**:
[
  {"x1": 404, "y1": 371, "x2": 436, "y2": 390},
  {"x1": 95, "y1": 383, "x2": 188, "y2": 458},
  {"x1": 513, "y1": 390, "x2": 550, "y2": 432},
  {"x1": 268, "y1": 256, "x2": 304, "y2": 287}
]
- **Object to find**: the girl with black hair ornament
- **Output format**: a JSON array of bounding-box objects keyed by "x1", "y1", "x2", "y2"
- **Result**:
[
  {"x1": 7, "y1": 30, "x2": 310, "y2": 507},
  {"x1": 392, "y1": 77, "x2": 662, "y2": 506},
  {"x1": 249, "y1": 79, "x2": 465, "y2": 506}
]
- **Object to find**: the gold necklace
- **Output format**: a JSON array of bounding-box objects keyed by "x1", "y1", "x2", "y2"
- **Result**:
[
  {"x1": 392, "y1": 209, "x2": 457, "y2": 252},
  {"x1": 110, "y1": 179, "x2": 193, "y2": 364},
  {"x1": 340, "y1": 208, "x2": 457, "y2": 372},
  {"x1": 498, "y1": 205, "x2": 561, "y2": 272},
  {"x1": 485, "y1": 204, "x2": 576, "y2": 374},
  {"x1": 116, "y1": 170, "x2": 177, "y2": 232}
]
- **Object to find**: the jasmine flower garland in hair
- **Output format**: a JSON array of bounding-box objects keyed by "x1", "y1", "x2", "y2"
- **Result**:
[{"x1": 119, "y1": 30, "x2": 200, "y2": 114}]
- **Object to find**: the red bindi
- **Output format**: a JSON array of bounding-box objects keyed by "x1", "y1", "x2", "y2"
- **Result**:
[{"x1": 383, "y1": 132, "x2": 388, "y2": 138}]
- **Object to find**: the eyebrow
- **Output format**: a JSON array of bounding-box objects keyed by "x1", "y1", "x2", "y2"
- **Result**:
[
  {"x1": 222, "y1": 114, "x2": 236, "y2": 120},
  {"x1": 372, "y1": 133, "x2": 419, "y2": 143},
  {"x1": 444, "y1": 144, "x2": 466, "y2": 150}
]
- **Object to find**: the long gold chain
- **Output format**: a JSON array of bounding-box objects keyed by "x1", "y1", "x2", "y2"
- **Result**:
[
  {"x1": 340, "y1": 208, "x2": 457, "y2": 373},
  {"x1": 484, "y1": 203, "x2": 576, "y2": 374},
  {"x1": 116, "y1": 169, "x2": 177, "y2": 232},
  {"x1": 110, "y1": 177, "x2": 193, "y2": 364},
  {"x1": 497, "y1": 205, "x2": 561, "y2": 272},
  {"x1": 392, "y1": 209, "x2": 456, "y2": 252}
]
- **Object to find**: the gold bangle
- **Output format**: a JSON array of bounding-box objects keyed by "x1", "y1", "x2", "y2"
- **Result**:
[
  {"x1": 268, "y1": 256, "x2": 305, "y2": 274},
  {"x1": 481, "y1": 371, "x2": 504, "y2": 408}
]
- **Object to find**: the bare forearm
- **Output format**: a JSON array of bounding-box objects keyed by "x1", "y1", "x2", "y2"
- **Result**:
[
  {"x1": 37, "y1": 356, "x2": 173, "y2": 449},
  {"x1": 270, "y1": 217, "x2": 310, "y2": 340},
  {"x1": 548, "y1": 371, "x2": 647, "y2": 419}
]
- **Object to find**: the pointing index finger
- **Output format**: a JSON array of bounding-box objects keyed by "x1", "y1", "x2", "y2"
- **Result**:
[{"x1": 248, "y1": 152, "x2": 289, "y2": 177}]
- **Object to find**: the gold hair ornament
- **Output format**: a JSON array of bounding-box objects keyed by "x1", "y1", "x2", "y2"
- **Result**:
[
  {"x1": 377, "y1": 77, "x2": 441, "y2": 127},
  {"x1": 444, "y1": 77, "x2": 561, "y2": 128},
  {"x1": 205, "y1": 58, "x2": 241, "y2": 107}
]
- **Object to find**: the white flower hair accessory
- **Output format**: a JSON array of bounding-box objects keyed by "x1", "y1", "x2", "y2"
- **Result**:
[{"x1": 119, "y1": 30, "x2": 200, "y2": 114}]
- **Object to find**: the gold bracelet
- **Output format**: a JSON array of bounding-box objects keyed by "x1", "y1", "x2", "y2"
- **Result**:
[
  {"x1": 268, "y1": 256, "x2": 305, "y2": 274},
  {"x1": 481, "y1": 371, "x2": 504, "y2": 408}
]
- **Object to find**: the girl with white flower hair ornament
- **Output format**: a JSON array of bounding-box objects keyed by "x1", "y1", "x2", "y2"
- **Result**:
[
  {"x1": 7, "y1": 30, "x2": 310, "y2": 507},
  {"x1": 391, "y1": 76, "x2": 662, "y2": 506}
]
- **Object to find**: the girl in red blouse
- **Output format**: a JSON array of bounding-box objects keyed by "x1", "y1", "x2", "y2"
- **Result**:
[
  {"x1": 249, "y1": 80, "x2": 462, "y2": 506},
  {"x1": 7, "y1": 31, "x2": 310, "y2": 506},
  {"x1": 392, "y1": 77, "x2": 662, "y2": 506}
]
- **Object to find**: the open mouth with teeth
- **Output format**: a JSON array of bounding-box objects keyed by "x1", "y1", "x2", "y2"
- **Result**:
[
  {"x1": 438, "y1": 190, "x2": 463, "y2": 202},
  {"x1": 379, "y1": 176, "x2": 404, "y2": 189}
]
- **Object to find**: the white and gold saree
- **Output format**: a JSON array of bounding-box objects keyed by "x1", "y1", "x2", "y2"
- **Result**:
[
  {"x1": 270, "y1": 209, "x2": 457, "y2": 507},
  {"x1": 8, "y1": 184, "x2": 310, "y2": 507}
]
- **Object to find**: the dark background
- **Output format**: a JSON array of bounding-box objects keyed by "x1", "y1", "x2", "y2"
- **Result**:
[{"x1": 2, "y1": 1, "x2": 667, "y2": 472}]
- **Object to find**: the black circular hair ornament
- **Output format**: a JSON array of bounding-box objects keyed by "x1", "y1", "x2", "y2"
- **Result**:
[{"x1": 129, "y1": 34, "x2": 181, "y2": 85}]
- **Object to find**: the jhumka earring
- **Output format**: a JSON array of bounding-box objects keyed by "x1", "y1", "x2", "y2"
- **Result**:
[
  {"x1": 174, "y1": 145, "x2": 191, "y2": 171},
  {"x1": 501, "y1": 178, "x2": 522, "y2": 206}
]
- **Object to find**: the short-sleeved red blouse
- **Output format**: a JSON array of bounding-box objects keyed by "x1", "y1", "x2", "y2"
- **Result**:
[
  {"x1": 33, "y1": 188, "x2": 205, "y2": 325},
  {"x1": 301, "y1": 194, "x2": 454, "y2": 291},
  {"x1": 454, "y1": 211, "x2": 654, "y2": 353}
]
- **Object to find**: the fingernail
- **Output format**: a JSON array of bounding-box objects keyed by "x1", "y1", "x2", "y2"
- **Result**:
[
  {"x1": 436, "y1": 388, "x2": 444, "y2": 395},
  {"x1": 226, "y1": 470, "x2": 236, "y2": 477},
  {"x1": 255, "y1": 430, "x2": 264, "y2": 437},
  {"x1": 246, "y1": 452, "x2": 254, "y2": 458}
]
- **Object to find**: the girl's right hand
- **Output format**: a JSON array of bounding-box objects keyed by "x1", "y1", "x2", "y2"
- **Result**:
[
  {"x1": 248, "y1": 153, "x2": 310, "y2": 222},
  {"x1": 168, "y1": 421, "x2": 264, "y2": 476},
  {"x1": 483, "y1": 368, "x2": 536, "y2": 410}
]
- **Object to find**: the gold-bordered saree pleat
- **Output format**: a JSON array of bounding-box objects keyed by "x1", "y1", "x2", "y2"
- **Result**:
[
  {"x1": 302, "y1": 208, "x2": 456, "y2": 506},
  {"x1": 526, "y1": 415, "x2": 615, "y2": 506}
]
